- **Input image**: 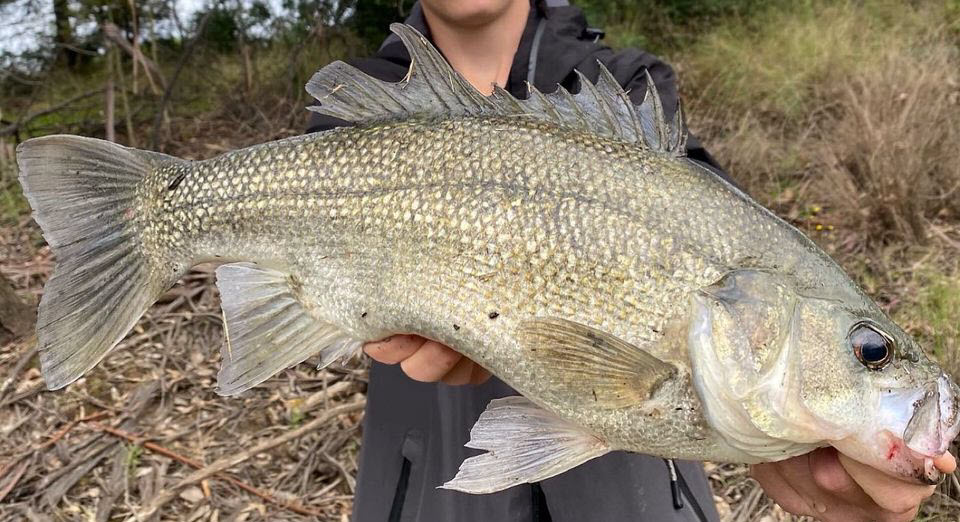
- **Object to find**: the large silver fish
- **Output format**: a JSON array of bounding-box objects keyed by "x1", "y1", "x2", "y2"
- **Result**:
[{"x1": 17, "y1": 24, "x2": 960, "y2": 493}]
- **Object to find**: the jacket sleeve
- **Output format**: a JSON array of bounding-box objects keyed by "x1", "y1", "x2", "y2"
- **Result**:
[{"x1": 579, "y1": 47, "x2": 734, "y2": 184}]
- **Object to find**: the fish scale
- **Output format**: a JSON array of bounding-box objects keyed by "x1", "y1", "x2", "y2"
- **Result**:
[
  {"x1": 17, "y1": 23, "x2": 960, "y2": 493},
  {"x1": 140, "y1": 114, "x2": 821, "y2": 454}
]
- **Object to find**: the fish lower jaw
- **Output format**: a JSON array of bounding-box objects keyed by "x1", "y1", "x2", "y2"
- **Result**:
[
  {"x1": 832, "y1": 432, "x2": 943, "y2": 485},
  {"x1": 902, "y1": 444, "x2": 944, "y2": 485}
]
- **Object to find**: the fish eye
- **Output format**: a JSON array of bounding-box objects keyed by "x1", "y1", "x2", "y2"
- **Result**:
[{"x1": 849, "y1": 322, "x2": 894, "y2": 370}]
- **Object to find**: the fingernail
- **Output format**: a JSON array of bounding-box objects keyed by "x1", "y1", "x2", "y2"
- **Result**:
[{"x1": 813, "y1": 500, "x2": 827, "y2": 513}]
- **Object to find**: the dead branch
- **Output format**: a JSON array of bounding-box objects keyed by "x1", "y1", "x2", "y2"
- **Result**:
[
  {"x1": 37, "y1": 411, "x2": 111, "y2": 451},
  {"x1": 150, "y1": 10, "x2": 213, "y2": 150},
  {"x1": 40, "y1": 383, "x2": 158, "y2": 509},
  {"x1": 93, "y1": 421, "x2": 329, "y2": 517},
  {"x1": 102, "y1": 22, "x2": 166, "y2": 95},
  {"x1": 0, "y1": 337, "x2": 36, "y2": 402},
  {"x1": 105, "y1": 73, "x2": 115, "y2": 143},
  {"x1": 132, "y1": 399, "x2": 365, "y2": 520}
]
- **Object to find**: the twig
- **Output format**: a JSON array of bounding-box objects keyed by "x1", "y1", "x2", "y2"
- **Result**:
[
  {"x1": 929, "y1": 223, "x2": 960, "y2": 251},
  {"x1": 0, "y1": 336, "x2": 36, "y2": 402},
  {"x1": 93, "y1": 421, "x2": 326, "y2": 517},
  {"x1": 150, "y1": 10, "x2": 213, "y2": 149},
  {"x1": 128, "y1": 399, "x2": 364, "y2": 520},
  {"x1": 0, "y1": 459, "x2": 30, "y2": 503},
  {"x1": 102, "y1": 22, "x2": 166, "y2": 95},
  {"x1": 105, "y1": 66, "x2": 115, "y2": 142},
  {"x1": 95, "y1": 444, "x2": 128, "y2": 522},
  {"x1": 36, "y1": 411, "x2": 111, "y2": 451}
]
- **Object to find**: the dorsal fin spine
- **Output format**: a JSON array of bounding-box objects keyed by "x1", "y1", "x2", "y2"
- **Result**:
[
  {"x1": 643, "y1": 71, "x2": 668, "y2": 150},
  {"x1": 307, "y1": 23, "x2": 687, "y2": 156},
  {"x1": 574, "y1": 70, "x2": 617, "y2": 136},
  {"x1": 673, "y1": 103, "x2": 688, "y2": 153}
]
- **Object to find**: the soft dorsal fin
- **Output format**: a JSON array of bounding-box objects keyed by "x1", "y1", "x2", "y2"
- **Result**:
[{"x1": 306, "y1": 23, "x2": 687, "y2": 155}]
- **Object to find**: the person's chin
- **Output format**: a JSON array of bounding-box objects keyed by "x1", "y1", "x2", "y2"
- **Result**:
[{"x1": 421, "y1": 0, "x2": 520, "y2": 29}]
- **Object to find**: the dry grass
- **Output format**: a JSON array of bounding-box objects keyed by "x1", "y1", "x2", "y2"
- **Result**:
[
  {"x1": 812, "y1": 40, "x2": 960, "y2": 250},
  {"x1": 683, "y1": 2, "x2": 960, "y2": 252}
]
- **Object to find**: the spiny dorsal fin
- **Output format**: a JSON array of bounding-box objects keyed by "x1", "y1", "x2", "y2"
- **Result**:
[
  {"x1": 307, "y1": 23, "x2": 496, "y2": 122},
  {"x1": 307, "y1": 23, "x2": 687, "y2": 155}
]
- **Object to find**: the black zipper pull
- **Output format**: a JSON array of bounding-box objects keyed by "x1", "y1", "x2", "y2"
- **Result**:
[{"x1": 666, "y1": 459, "x2": 684, "y2": 509}]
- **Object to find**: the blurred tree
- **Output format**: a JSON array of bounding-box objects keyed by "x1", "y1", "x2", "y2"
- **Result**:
[
  {"x1": 52, "y1": 0, "x2": 78, "y2": 68},
  {"x1": 347, "y1": 0, "x2": 416, "y2": 49}
]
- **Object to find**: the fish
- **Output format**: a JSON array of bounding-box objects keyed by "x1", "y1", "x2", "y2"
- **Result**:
[{"x1": 16, "y1": 23, "x2": 960, "y2": 494}]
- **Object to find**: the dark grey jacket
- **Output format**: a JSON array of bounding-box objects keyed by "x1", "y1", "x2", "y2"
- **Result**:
[{"x1": 308, "y1": 3, "x2": 724, "y2": 521}]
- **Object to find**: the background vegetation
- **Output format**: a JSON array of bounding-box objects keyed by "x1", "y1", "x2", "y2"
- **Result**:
[{"x1": 1, "y1": 0, "x2": 959, "y2": 520}]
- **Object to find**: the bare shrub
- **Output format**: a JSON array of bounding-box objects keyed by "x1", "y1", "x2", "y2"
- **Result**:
[
  {"x1": 812, "y1": 40, "x2": 960, "y2": 249},
  {"x1": 681, "y1": 2, "x2": 960, "y2": 251}
]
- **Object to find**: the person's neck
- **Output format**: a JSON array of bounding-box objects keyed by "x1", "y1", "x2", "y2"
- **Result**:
[{"x1": 422, "y1": 2, "x2": 530, "y2": 95}]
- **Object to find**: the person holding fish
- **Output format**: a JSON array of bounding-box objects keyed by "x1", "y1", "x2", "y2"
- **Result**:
[
  {"x1": 308, "y1": 1, "x2": 958, "y2": 521},
  {"x1": 17, "y1": 0, "x2": 959, "y2": 521}
]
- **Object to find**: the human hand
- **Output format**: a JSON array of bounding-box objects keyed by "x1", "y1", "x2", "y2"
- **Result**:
[
  {"x1": 364, "y1": 335, "x2": 492, "y2": 385},
  {"x1": 752, "y1": 446, "x2": 956, "y2": 521}
]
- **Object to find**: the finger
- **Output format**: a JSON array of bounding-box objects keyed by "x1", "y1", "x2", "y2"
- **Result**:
[
  {"x1": 751, "y1": 462, "x2": 816, "y2": 517},
  {"x1": 364, "y1": 334, "x2": 424, "y2": 364},
  {"x1": 809, "y1": 448, "x2": 866, "y2": 499},
  {"x1": 442, "y1": 356, "x2": 474, "y2": 385},
  {"x1": 838, "y1": 452, "x2": 935, "y2": 515},
  {"x1": 935, "y1": 451, "x2": 956, "y2": 473},
  {"x1": 764, "y1": 451, "x2": 882, "y2": 522},
  {"x1": 400, "y1": 340, "x2": 463, "y2": 382},
  {"x1": 805, "y1": 448, "x2": 889, "y2": 520},
  {"x1": 469, "y1": 365, "x2": 492, "y2": 385}
]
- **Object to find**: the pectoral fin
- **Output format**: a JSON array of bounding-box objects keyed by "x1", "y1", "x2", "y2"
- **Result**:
[
  {"x1": 215, "y1": 262, "x2": 362, "y2": 395},
  {"x1": 441, "y1": 396, "x2": 609, "y2": 494},
  {"x1": 517, "y1": 318, "x2": 677, "y2": 409}
]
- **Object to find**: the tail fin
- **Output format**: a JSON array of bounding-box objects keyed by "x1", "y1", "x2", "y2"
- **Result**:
[{"x1": 17, "y1": 135, "x2": 184, "y2": 390}]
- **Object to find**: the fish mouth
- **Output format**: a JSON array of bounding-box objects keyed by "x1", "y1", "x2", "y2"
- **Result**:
[
  {"x1": 903, "y1": 375, "x2": 960, "y2": 457},
  {"x1": 919, "y1": 456, "x2": 943, "y2": 485},
  {"x1": 887, "y1": 374, "x2": 960, "y2": 485},
  {"x1": 900, "y1": 444, "x2": 943, "y2": 485},
  {"x1": 843, "y1": 431, "x2": 945, "y2": 485},
  {"x1": 832, "y1": 373, "x2": 960, "y2": 486}
]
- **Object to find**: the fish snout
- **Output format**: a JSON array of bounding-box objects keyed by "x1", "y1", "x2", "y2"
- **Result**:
[
  {"x1": 939, "y1": 374, "x2": 960, "y2": 447},
  {"x1": 903, "y1": 374, "x2": 960, "y2": 458}
]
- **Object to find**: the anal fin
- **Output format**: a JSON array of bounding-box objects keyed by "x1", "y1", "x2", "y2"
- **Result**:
[
  {"x1": 215, "y1": 262, "x2": 361, "y2": 395},
  {"x1": 441, "y1": 396, "x2": 609, "y2": 494}
]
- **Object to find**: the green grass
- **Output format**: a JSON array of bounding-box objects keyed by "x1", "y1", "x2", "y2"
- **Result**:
[
  {"x1": 901, "y1": 273, "x2": 960, "y2": 363},
  {"x1": 125, "y1": 443, "x2": 143, "y2": 474},
  {"x1": 0, "y1": 157, "x2": 28, "y2": 225}
]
